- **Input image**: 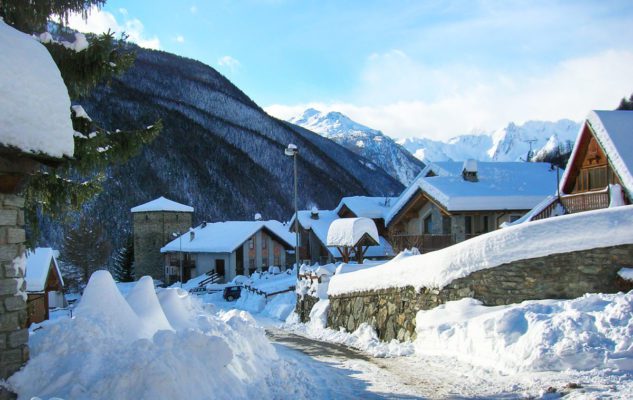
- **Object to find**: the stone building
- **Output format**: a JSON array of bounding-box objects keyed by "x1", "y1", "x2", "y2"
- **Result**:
[
  {"x1": 161, "y1": 220, "x2": 294, "y2": 284},
  {"x1": 0, "y1": 19, "x2": 77, "y2": 393},
  {"x1": 131, "y1": 197, "x2": 193, "y2": 282},
  {"x1": 385, "y1": 160, "x2": 558, "y2": 252}
]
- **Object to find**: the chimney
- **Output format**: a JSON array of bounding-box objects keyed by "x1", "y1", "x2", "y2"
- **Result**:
[
  {"x1": 310, "y1": 206, "x2": 319, "y2": 220},
  {"x1": 201, "y1": 221, "x2": 207, "y2": 228},
  {"x1": 254, "y1": 213, "x2": 262, "y2": 221},
  {"x1": 462, "y1": 159, "x2": 478, "y2": 182},
  {"x1": 189, "y1": 228, "x2": 195, "y2": 241}
]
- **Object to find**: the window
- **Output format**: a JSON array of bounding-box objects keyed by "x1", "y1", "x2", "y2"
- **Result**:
[
  {"x1": 423, "y1": 214, "x2": 432, "y2": 234},
  {"x1": 588, "y1": 166, "x2": 607, "y2": 190},
  {"x1": 509, "y1": 215, "x2": 521, "y2": 223},
  {"x1": 464, "y1": 216, "x2": 472, "y2": 234},
  {"x1": 262, "y1": 238, "x2": 267, "y2": 249},
  {"x1": 248, "y1": 259, "x2": 255, "y2": 271},
  {"x1": 442, "y1": 216, "x2": 451, "y2": 234},
  {"x1": 249, "y1": 238, "x2": 254, "y2": 249},
  {"x1": 482, "y1": 216, "x2": 489, "y2": 232}
]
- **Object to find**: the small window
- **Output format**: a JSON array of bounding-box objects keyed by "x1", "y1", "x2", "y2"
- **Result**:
[
  {"x1": 249, "y1": 238, "x2": 254, "y2": 249},
  {"x1": 465, "y1": 216, "x2": 472, "y2": 234},
  {"x1": 588, "y1": 166, "x2": 607, "y2": 190},
  {"x1": 482, "y1": 216, "x2": 489, "y2": 232},
  {"x1": 262, "y1": 238, "x2": 267, "y2": 249},
  {"x1": 423, "y1": 214, "x2": 432, "y2": 234}
]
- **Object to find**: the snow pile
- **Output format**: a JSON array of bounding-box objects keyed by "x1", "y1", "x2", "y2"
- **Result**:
[
  {"x1": 329, "y1": 205, "x2": 633, "y2": 295},
  {"x1": 415, "y1": 292, "x2": 633, "y2": 372},
  {"x1": 326, "y1": 217, "x2": 379, "y2": 247},
  {"x1": 234, "y1": 270, "x2": 297, "y2": 316},
  {"x1": 9, "y1": 271, "x2": 317, "y2": 399},
  {"x1": 618, "y1": 268, "x2": 633, "y2": 281},
  {"x1": 0, "y1": 20, "x2": 74, "y2": 158},
  {"x1": 285, "y1": 299, "x2": 413, "y2": 358}
]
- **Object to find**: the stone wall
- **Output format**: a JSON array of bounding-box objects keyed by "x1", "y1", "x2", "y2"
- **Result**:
[
  {"x1": 0, "y1": 194, "x2": 29, "y2": 383},
  {"x1": 133, "y1": 211, "x2": 192, "y2": 281},
  {"x1": 295, "y1": 294, "x2": 320, "y2": 323},
  {"x1": 328, "y1": 244, "x2": 633, "y2": 342}
]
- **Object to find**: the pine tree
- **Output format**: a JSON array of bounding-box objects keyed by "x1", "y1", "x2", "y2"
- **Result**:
[
  {"x1": 60, "y1": 216, "x2": 112, "y2": 288},
  {"x1": 616, "y1": 93, "x2": 633, "y2": 110},
  {"x1": 1, "y1": 2, "x2": 162, "y2": 240},
  {"x1": 111, "y1": 234, "x2": 134, "y2": 282}
]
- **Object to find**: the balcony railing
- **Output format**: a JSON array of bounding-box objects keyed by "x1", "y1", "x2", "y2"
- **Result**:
[{"x1": 532, "y1": 188, "x2": 610, "y2": 221}]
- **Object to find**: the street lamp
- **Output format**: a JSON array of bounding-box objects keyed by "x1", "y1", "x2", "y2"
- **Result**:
[{"x1": 284, "y1": 143, "x2": 299, "y2": 277}]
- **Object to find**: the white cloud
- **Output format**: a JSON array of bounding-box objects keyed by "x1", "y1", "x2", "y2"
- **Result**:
[
  {"x1": 61, "y1": 6, "x2": 160, "y2": 50},
  {"x1": 217, "y1": 55, "x2": 241, "y2": 72},
  {"x1": 176, "y1": 35, "x2": 185, "y2": 43},
  {"x1": 267, "y1": 49, "x2": 633, "y2": 141}
]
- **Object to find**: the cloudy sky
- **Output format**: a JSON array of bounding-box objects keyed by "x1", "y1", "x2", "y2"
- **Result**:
[{"x1": 64, "y1": 0, "x2": 633, "y2": 141}]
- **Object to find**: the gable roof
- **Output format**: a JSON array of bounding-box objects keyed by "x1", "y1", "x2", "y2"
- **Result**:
[
  {"x1": 327, "y1": 217, "x2": 380, "y2": 247},
  {"x1": 25, "y1": 247, "x2": 64, "y2": 292},
  {"x1": 386, "y1": 161, "x2": 558, "y2": 226},
  {"x1": 131, "y1": 196, "x2": 194, "y2": 213},
  {"x1": 160, "y1": 220, "x2": 294, "y2": 254},
  {"x1": 561, "y1": 110, "x2": 633, "y2": 198},
  {"x1": 291, "y1": 209, "x2": 394, "y2": 258},
  {"x1": 334, "y1": 196, "x2": 398, "y2": 219}
]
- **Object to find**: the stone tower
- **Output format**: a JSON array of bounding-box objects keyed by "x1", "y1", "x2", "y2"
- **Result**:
[{"x1": 131, "y1": 197, "x2": 193, "y2": 281}]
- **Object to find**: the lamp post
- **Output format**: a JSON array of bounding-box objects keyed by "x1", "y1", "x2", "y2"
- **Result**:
[{"x1": 285, "y1": 143, "x2": 299, "y2": 277}]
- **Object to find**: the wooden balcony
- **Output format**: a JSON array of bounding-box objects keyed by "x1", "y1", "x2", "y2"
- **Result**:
[{"x1": 532, "y1": 188, "x2": 610, "y2": 221}]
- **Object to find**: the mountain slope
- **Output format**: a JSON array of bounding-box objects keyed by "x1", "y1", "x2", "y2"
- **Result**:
[
  {"x1": 38, "y1": 48, "x2": 403, "y2": 252},
  {"x1": 288, "y1": 109, "x2": 424, "y2": 185},
  {"x1": 398, "y1": 119, "x2": 580, "y2": 163}
]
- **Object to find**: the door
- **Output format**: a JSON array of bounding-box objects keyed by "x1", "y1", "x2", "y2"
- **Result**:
[{"x1": 215, "y1": 259, "x2": 226, "y2": 277}]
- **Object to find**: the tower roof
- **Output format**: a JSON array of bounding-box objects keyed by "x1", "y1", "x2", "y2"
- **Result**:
[{"x1": 131, "y1": 196, "x2": 194, "y2": 213}]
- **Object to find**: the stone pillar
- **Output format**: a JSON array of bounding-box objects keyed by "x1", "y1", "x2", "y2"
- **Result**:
[{"x1": 0, "y1": 194, "x2": 29, "y2": 388}]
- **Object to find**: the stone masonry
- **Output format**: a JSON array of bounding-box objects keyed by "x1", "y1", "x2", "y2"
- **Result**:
[
  {"x1": 0, "y1": 194, "x2": 29, "y2": 389},
  {"x1": 328, "y1": 244, "x2": 633, "y2": 342},
  {"x1": 296, "y1": 294, "x2": 320, "y2": 323},
  {"x1": 133, "y1": 211, "x2": 192, "y2": 281}
]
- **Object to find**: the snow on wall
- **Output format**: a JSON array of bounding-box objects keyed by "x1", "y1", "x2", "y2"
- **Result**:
[
  {"x1": 326, "y1": 217, "x2": 379, "y2": 247},
  {"x1": 0, "y1": 20, "x2": 74, "y2": 158},
  {"x1": 329, "y1": 205, "x2": 633, "y2": 296}
]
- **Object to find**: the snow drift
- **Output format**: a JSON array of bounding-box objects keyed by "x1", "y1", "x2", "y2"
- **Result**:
[
  {"x1": 9, "y1": 271, "x2": 316, "y2": 399},
  {"x1": 415, "y1": 292, "x2": 633, "y2": 372}
]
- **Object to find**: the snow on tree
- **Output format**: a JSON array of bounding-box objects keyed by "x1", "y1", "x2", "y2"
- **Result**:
[{"x1": 111, "y1": 234, "x2": 134, "y2": 282}]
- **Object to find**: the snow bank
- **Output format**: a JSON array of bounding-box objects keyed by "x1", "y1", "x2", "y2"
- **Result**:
[
  {"x1": 10, "y1": 271, "x2": 317, "y2": 399},
  {"x1": 126, "y1": 276, "x2": 173, "y2": 333},
  {"x1": 327, "y1": 217, "x2": 379, "y2": 247},
  {"x1": 329, "y1": 205, "x2": 633, "y2": 295},
  {"x1": 0, "y1": 20, "x2": 74, "y2": 158},
  {"x1": 415, "y1": 292, "x2": 633, "y2": 372}
]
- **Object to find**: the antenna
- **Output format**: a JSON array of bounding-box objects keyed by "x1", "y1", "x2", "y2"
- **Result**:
[{"x1": 524, "y1": 138, "x2": 538, "y2": 162}]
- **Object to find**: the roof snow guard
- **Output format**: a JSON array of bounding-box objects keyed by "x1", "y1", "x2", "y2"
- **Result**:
[{"x1": 130, "y1": 196, "x2": 194, "y2": 213}]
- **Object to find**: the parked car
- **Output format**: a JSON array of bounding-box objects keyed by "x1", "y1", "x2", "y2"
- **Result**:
[{"x1": 223, "y1": 285, "x2": 242, "y2": 301}]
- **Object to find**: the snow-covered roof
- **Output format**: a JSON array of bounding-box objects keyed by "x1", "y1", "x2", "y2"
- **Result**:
[
  {"x1": 330, "y1": 204, "x2": 633, "y2": 296},
  {"x1": 161, "y1": 220, "x2": 294, "y2": 254},
  {"x1": 291, "y1": 209, "x2": 394, "y2": 258},
  {"x1": 0, "y1": 20, "x2": 74, "y2": 158},
  {"x1": 334, "y1": 196, "x2": 398, "y2": 219},
  {"x1": 561, "y1": 110, "x2": 633, "y2": 198},
  {"x1": 131, "y1": 196, "x2": 194, "y2": 213},
  {"x1": 327, "y1": 218, "x2": 380, "y2": 247},
  {"x1": 386, "y1": 161, "x2": 558, "y2": 226},
  {"x1": 25, "y1": 247, "x2": 63, "y2": 292}
]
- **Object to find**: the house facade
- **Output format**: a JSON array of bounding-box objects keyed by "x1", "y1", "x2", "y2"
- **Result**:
[
  {"x1": 25, "y1": 248, "x2": 65, "y2": 325},
  {"x1": 161, "y1": 220, "x2": 293, "y2": 284},
  {"x1": 529, "y1": 110, "x2": 632, "y2": 221},
  {"x1": 292, "y1": 208, "x2": 394, "y2": 265},
  {"x1": 131, "y1": 197, "x2": 194, "y2": 282},
  {"x1": 385, "y1": 161, "x2": 559, "y2": 252}
]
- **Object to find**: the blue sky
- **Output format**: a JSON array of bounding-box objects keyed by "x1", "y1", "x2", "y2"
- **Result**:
[{"x1": 66, "y1": 0, "x2": 633, "y2": 140}]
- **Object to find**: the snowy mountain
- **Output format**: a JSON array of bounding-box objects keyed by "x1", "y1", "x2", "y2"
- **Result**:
[
  {"x1": 38, "y1": 46, "x2": 403, "y2": 253},
  {"x1": 398, "y1": 119, "x2": 580, "y2": 163},
  {"x1": 288, "y1": 109, "x2": 424, "y2": 185}
]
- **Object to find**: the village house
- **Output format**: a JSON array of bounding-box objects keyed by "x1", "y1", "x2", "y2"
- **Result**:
[
  {"x1": 291, "y1": 206, "x2": 394, "y2": 265},
  {"x1": 334, "y1": 196, "x2": 397, "y2": 237},
  {"x1": 385, "y1": 160, "x2": 559, "y2": 252},
  {"x1": 160, "y1": 220, "x2": 294, "y2": 284},
  {"x1": 131, "y1": 196, "x2": 194, "y2": 282},
  {"x1": 25, "y1": 248, "x2": 65, "y2": 325},
  {"x1": 524, "y1": 110, "x2": 632, "y2": 221}
]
